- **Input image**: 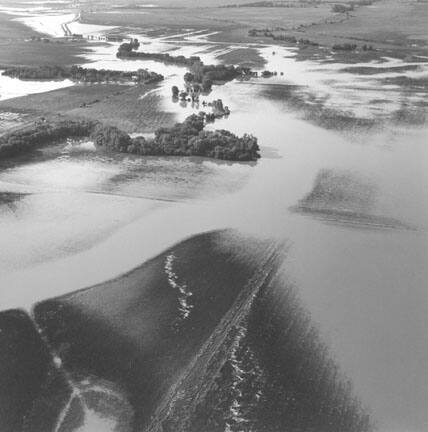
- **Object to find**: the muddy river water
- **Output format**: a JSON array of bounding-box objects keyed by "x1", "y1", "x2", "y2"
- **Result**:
[{"x1": 0, "y1": 13, "x2": 427, "y2": 432}]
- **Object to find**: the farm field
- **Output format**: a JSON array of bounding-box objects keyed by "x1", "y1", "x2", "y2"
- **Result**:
[
  {"x1": 81, "y1": 0, "x2": 428, "y2": 57},
  {"x1": 82, "y1": 3, "x2": 334, "y2": 41},
  {"x1": 0, "y1": 83, "x2": 174, "y2": 133},
  {"x1": 0, "y1": 13, "x2": 89, "y2": 67},
  {"x1": 289, "y1": 0, "x2": 428, "y2": 50},
  {"x1": 216, "y1": 47, "x2": 266, "y2": 68}
]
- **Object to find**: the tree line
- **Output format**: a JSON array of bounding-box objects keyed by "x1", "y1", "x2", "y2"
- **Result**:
[
  {"x1": 248, "y1": 28, "x2": 320, "y2": 47},
  {"x1": 117, "y1": 42, "x2": 202, "y2": 67},
  {"x1": 0, "y1": 119, "x2": 96, "y2": 158},
  {"x1": 1, "y1": 65, "x2": 164, "y2": 84},
  {"x1": 117, "y1": 42, "x2": 255, "y2": 92},
  {"x1": 1, "y1": 115, "x2": 260, "y2": 162},
  {"x1": 92, "y1": 113, "x2": 260, "y2": 161}
]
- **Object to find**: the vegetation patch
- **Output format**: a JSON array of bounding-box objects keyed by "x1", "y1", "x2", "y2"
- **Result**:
[
  {"x1": 0, "y1": 115, "x2": 260, "y2": 162},
  {"x1": 0, "y1": 84, "x2": 174, "y2": 134},
  {"x1": 259, "y1": 83, "x2": 377, "y2": 131},
  {"x1": 117, "y1": 41, "x2": 256, "y2": 92},
  {"x1": 248, "y1": 28, "x2": 319, "y2": 47},
  {"x1": 93, "y1": 113, "x2": 260, "y2": 161},
  {"x1": 340, "y1": 64, "x2": 420, "y2": 75},
  {"x1": 0, "y1": 119, "x2": 96, "y2": 158},
  {"x1": 292, "y1": 168, "x2": 410, "y2": 229},
  {"x1": 1, "y1": 65, "x2": 163, "y2": 84},
  {"x1": 381, "y1": 75, "x2": 428, "y2": 89},
  {"x1": 216, "y1": 47, "x2": 266, "y2": 68}
]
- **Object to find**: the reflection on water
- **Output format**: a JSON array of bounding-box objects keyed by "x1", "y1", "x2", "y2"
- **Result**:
[
  {"x1": 0, "y1": 20, "x2": 427, "y2": 432},
  {"x1": 0, "y1": 141, "x2": 252, "y2": 278},
  {"x1": 0, "y1": 72, "x2": 74, "y2": 101}
]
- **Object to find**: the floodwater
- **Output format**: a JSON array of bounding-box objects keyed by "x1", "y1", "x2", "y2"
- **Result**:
[
  {"x1": 0, "y1": 12, "x2": 428, "y2": 432},
  {"x1": 0, "y1": 72, "x2": 74, "y2": 101}
]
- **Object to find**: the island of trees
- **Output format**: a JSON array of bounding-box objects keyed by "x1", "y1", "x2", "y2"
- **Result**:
[
  {"x1": 117, "y1": 42, "x2": 256, "y2": 92},
  {"x1": 117, "y1": 41, "x2": 203, "y2": 67},
  {"x1": 92, "y1": 113, "x2": 260, "y2": 161},
  {"x1": 0, "y1": 115, "x2": 260, "y2": 161},
  {"x1": 1, "y1": 65, "x2": 164, "y2": 84}
]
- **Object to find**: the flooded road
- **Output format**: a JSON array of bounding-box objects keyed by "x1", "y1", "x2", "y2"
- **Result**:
[{"x1": 0, "y1": 15, "x2": 427, "y2": 432}]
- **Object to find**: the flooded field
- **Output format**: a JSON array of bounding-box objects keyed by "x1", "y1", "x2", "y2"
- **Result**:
[
  {"x1": 0, "y1": 72, "x2": 74, "y2": 101},
  {"x1": 0, "y1": 5, "x2": 428, "y2": 432}
]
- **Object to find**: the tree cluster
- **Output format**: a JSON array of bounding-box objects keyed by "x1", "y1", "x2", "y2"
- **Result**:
[
  {"x1": 0, "y1": 119, "x2": 96, "y2": 157},
  {"x1": 248, "y1": 29, "x2": 319, "y2": 47},
  {"x1": 116, "y1": 44, "x2": 254, "y2": 92},
  {"x1": 188, "y1": 63, "x2": 252, "y2": 91},
  {"x1": 117, "y1": 44, "x2": 202, "y2": 67},
  {"x1": 332, "y1": 43, "x2": 358, "y2": 51},
  {"x1": 1, "y1": 65, "x2": 164, "y2": 84},
  {"x1": 93, "y1": 114, "x2": 260, "y2": 161},
  {"x1": 332, "y1": 3, "x2": 354, "y2": 13},
  {"x1": 1, "y1": 114, "x2": 260, "y2": 161}
]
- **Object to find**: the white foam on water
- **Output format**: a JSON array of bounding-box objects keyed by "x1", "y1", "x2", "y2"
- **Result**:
[{"x1": 165, "y1": 252, "x2": 193, "y2": 322}]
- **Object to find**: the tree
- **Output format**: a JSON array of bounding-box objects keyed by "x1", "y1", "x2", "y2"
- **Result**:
[
  {"x1": 192, "y1": 83, "x2": 202, "y2": 93},
  {"x1": 202, "y1": 78, "x2": 213, "y2": 92},
  {"x1": 90, "y1": 124, "x2": 131, "y2": 151},
  {"x1": 171, "y1": 86, "x2": 179, "y2": 97},
  {"x1": 131, "y1": 38, "x2": 140, "y2": 49},
  {"x1": 184, "y1": 72, "x2": 195, "y2": 83}
]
